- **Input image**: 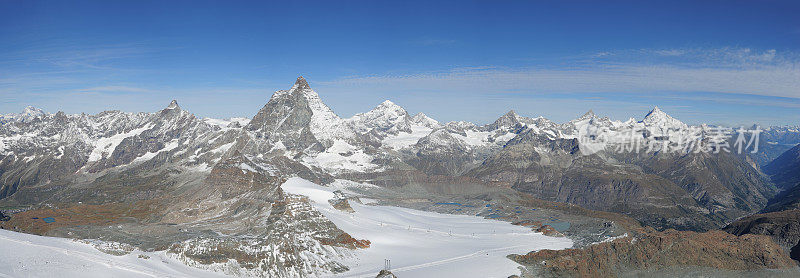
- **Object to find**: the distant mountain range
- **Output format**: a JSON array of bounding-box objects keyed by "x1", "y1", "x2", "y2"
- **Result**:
[
  {"x1": 2, "y1": 77, "x2": 799, "y2": 228},
  {"x1": 1, "y1": 76, "x2": 799, "y2": 276}
]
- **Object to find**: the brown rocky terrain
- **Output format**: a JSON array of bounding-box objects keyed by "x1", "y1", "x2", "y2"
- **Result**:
[
  {"x1": 0, "y1": 201, "x2": 161, "y2": 235},
  {"x1": 724, "y1": 209, "x2": 800, "y2": 262},
  {"x1": 511, "y1": 227, "x2": 797, "y2": 277},
  {"x1": 467, "y1": 131, "x2": 774, "y2": 231}
]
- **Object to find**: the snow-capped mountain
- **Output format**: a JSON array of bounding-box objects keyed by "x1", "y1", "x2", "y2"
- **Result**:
[
  {"x1": 350, "y1": 100, "x2": 411, "y2": 133},
  {"x1": 1, "y1": 76, "x2": 799, "y2": 277},
  {"x1": 641, "y1": 106, "x2": 688, "y2": 129}
]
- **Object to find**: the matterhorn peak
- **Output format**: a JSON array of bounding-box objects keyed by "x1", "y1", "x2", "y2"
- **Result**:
[
  {"x1": 288, "y1": 76, "x2": 329, "y2": 112},
  {"x1": 166, "y1": 100, "x2": 180, "y2": 110},
  {"x1": 292, "y1": 76, "x2": 311, "y2": 91}
]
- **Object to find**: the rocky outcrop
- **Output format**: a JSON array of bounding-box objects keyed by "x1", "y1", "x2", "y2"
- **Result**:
[
  {"x1": 724, "y1": 209, "x2": 800, "y2": 262},
  {"x1": 376, "y1": 269, "x2": 397, "y2": 278},
  {"x1": 167, "y1": 194, "x2": 361, "y2": 277},
  {"x1": 160, "y1": 154, "x2": 369, "y2": 277},
  {"x1": 328, "y1": 190, "x2": 356, "y2": 213},
  {"x1": 511, "y1": 228, "x2": 797, "y2": 277},
  {"x1": 535, "y1": 225, "x2": 565, "y2": 237}
]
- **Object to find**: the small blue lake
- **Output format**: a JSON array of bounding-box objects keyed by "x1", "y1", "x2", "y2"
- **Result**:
[{"x1": 42, "y1": 217, "x2": 55, "y2": 223}]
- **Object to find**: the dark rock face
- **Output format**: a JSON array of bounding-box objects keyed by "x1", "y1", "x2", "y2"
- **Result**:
[
  {"x1": 243, "y1": 76, "x2": 324, "y2": 153},
  {"x1": 724, "y1": 209, "x2": 800, "y2": 262}
]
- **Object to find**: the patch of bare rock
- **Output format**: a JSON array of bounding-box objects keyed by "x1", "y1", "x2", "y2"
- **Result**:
[{"x1": 510, "y1": 227, "x2": 798, "y2": 277}]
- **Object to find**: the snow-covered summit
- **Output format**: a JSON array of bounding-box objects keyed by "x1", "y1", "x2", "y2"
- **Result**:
[
  {"x1": 350, "y1": 100, "x2": 411, "y2": 133},
  {"x1": 378, "y1": 100, "x2": 403, "y2": 111},
  {"x1": 641, "y1": 106, "x2": 687, "y2": 129}
]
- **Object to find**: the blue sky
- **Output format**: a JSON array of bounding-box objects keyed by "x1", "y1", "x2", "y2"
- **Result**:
[{"x1": 1, "y1": 0, "x2": 799, "y2": 126}]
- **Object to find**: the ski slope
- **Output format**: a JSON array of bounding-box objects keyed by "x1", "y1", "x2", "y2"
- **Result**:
[
  {"x1": 0, "y1": 179, "x2": 571, "y2": 278},
  {"x1": 0, "y1": 229, "x2": 227, "y2": 278},
  {"x1": 282, "y1": 178, "x2": 574, "y2": 278}
]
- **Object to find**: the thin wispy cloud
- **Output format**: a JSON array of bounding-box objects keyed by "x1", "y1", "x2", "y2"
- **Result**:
[
  {"x1": 323, "y1": 47, "x2": 800, "y2": 99},
  {"x1": 77, "y1": 86, "x2": 154, "y2": 94},
  {"x1": 2, "y1": 45, "x2": 798, "y2": 126},
  {"x1": 0, "y1": 42, "x2": 171, "y2": 106},
  {"x1": 0, "y1": 42, "x2": 157, "y2": 71}
]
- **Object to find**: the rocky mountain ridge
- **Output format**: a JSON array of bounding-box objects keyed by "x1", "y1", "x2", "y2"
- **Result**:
[
  {"x1": 1, "y1": 76, "x2": 799, "y2": 277},
  {"x1": 2, "y1": 77, "x2": 798, "y2": 230}
]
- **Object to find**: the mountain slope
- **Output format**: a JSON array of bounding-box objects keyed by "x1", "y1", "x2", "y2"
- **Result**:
[
  {"x1": 0, "y1": 77, "x2": 798, "y2": 277},
  {"x1": 764, "y1": 143, "x2": 800, "y2": 190},
  {"x1": 762, "y1": 143, "x2": 800, "y2": 212}
]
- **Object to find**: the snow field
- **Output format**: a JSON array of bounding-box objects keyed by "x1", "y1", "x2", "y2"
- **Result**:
[{"x1": 282, "y1": 178, "x2": 573, "y2": 278}]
